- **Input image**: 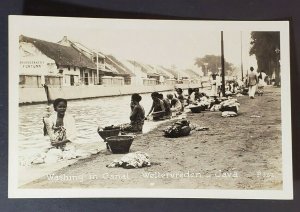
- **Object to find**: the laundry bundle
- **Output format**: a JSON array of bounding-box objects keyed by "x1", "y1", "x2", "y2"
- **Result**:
[
  {"x1": 210, "y1": 104, "x2": 222, "y2": 111},
  {"x1": 219, "y1": 99, "x2": 240, "y2": 113},
  {"x1": 163, "y1": 119, "x2": 191, "y2": 138},
  {"x1": 221, "y1": 111, "x2": 238, "y2": 117},
  {"x1": 106, "y1": 151, "x2": 151, "y2": 169}
]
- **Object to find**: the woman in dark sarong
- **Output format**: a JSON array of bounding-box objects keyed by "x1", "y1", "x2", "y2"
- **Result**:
[{"x1": 158, "y1": 93, "x2": 171, "y2": 118}]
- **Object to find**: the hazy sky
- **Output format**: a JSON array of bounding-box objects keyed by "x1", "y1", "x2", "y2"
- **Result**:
[{"x1": 14, "y1": 16, "x2": 257, "y2": 70}]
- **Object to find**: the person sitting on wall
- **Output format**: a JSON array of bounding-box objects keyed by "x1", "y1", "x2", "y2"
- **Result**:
[
  {"x1": 43, "y1": 98, "x2": 76, "y2": 149},
  {"x1": 147, "y1": 92, "x2": 166, "y2": 120},
  {"x1": 122, "y1": 93, "x2": 145, "y2": 133}
]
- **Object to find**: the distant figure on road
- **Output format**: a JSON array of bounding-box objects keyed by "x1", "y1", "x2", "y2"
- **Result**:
[
  {"x1": 210, "y1": 73, "x2": 218, "y2": 97},
  {"x1": 247, "y1": 67, "x2": 258, "y2": 99},
  {"x1": 257, "y1": 70, "x2": 267, "y2": 96}
]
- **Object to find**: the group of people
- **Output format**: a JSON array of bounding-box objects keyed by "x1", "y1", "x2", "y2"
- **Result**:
[
  {"x1": 208, "y1": 66, "x2": 268, "y2": 99},
  {"x1": 146, "y1": 91, "x2": 185, "y2": 121},
  {"x1": 43, "y1": 88, "x2": 193, "y2": 149},
  {"x1": 44, "y1": 83, "x2": 211, "y2": 149},
  {"x1": 44, "y1": 66, "x2": 269, "y2": 149}
]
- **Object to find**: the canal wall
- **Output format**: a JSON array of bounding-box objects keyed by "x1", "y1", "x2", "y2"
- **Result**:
[{"x1": 19, "y1": 83, "x2": 203, "y2": 104}]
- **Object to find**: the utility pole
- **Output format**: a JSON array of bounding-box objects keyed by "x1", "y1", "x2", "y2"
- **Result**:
[
  {"x1": 240, "y1": 31, "x2": 244, "y2": 81},
  {"x1": 96, "y1": 51, "x2": 99, "y2": 84},
  {"x1": 221, "y1": 31, "x2": 226, "y2": 97}
]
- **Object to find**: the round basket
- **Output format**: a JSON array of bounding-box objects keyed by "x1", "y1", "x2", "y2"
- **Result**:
[
  {"x1": 190, "y1": 105, "x2": 205, "y2": 113},
  {"x1": 180, "y1": 126, "x2": 191, "y2": 136},
  {"x1": 98, "y1": 127, "x2": 120, "y2": 141},
  {"x1": 106, "y1": 135, "x2": 134, "y2": 154},
  {"x1": 220, "y1": 106, "x2": 238, "y2": 113},
  {"x1": 152, "y1": 111, "x2": 165, "y2": 120}
]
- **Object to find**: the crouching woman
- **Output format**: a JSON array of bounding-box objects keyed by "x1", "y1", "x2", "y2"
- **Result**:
[
  {"x1": 43, "y1": 98, "x2": 76, "y2": 149},
  {"x1": 123, "y1": 93, "x2": 145, "y2": 133}
]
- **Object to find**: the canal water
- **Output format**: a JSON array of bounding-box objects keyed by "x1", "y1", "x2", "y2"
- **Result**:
[{"x1": 18, "y1": 91, "x2": 182, "y2": 163}]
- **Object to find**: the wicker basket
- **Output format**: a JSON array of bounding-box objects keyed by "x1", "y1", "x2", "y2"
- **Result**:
[
  {"x1": 152, "y1": 111, "x2": 165, "y2": 120},
  {"x1": 220, "y1": 106, "x2": 238, "y2": 113},
  {"x1": 98, "y1": 126, "x2": 120, "y2": 141},
  {"x1": 190, "y1": 105, "x2": 205, "y2": 113},
  {"x1": 106, "y1": 135, "x2": 134, "y2": 154}
]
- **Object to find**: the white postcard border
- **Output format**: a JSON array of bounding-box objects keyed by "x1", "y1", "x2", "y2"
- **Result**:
[{"x1": 8, "y1": 16, "x2": 293, "y2": 199}]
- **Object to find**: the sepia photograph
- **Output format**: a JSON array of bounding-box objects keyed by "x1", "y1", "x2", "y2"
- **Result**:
[{"x1": 8, "y1": 16, "x2": 292, "y2": 199}]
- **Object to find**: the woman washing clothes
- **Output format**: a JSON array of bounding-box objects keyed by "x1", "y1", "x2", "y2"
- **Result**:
[
  {"x1": 175, "y1": 88, "x2": 185, "y2": 111},
  {"x1": 147, "y1": 92, "x2": 165, "y2": 120},
  {"x1": 158, "y1": 93, "x2": 171, "y2": 118},
  {"x1": 43, "y1": 98, "x2": 76, "y2": 149},
  {"x1": 167, "y1": 94, "x2": 182, "y2": 115},
  {"x1": 187, "y1": 88, "x2": 196, "y2": 105},
  {"x1": 122, "y1": 93, "x2": 145, "y2": 133},
  {"x1": 193, "y1": 88, "x2": 204, "y2": 102}
]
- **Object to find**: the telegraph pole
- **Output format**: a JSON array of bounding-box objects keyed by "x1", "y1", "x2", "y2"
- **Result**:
[
  {"x1": 240, "y1": 31, "x2": 244, "y2": 81},
  {"x1": 96, "y1": 51, "x2": 99, "y2": 84},
  {"x1": 221, "y1": 31, "x2": 226, "y2": 97}
]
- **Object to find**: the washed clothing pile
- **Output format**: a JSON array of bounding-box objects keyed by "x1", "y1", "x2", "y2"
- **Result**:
[
  {"x1": 221, "y1": 111, "x2": 238, "y2": 117},
  {"x1": 28, "y1": 145, "x2": 101, "y2": 165},
  {"x1": 210, "y1": 104, "x2": 222, "y2": 111},
  {"x1": 163, "y1": 119, "x2": 191, "y2": 138},
  {"x1": 225, "y1": 90, "x2": 233, "y2": 97},
  {"x1": 106, "y1": 151, "x2": 151, "y2": 169},
  {"x1": 219, "y1": 98, "x2": 240, "y2": 113}
]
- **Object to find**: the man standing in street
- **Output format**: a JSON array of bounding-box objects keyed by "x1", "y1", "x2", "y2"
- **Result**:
[{"x1": 247, "y1": 67, "x2": 258, "y2": 99}]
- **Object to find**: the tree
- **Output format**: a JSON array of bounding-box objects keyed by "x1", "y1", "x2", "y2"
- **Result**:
[
  {"x1": 249, "y1": 32, "x2": 280, "y2": 85},
  {"x1": 194, "y1": 55, "x2": 234, "y2": 76}
]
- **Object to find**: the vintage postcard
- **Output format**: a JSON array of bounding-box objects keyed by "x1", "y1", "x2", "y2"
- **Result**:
[{"x1": 9, "y1": 15, "x2": 292, "y2": 199}]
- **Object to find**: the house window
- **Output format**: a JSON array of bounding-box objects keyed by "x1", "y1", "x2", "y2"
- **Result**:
[
  {"x1": 70, "y1": 75, "x2": 74, "y2": 86},
  {"x1": 68, "y1": 66, "x2": 70, "y2": 71},
  {"x1": 74, "y1": 67, "x2": 76, "y2": 71}
]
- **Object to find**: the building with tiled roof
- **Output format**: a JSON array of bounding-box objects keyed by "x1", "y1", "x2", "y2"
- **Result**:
[
  {"x1": 19, "y1": 35, "x2": 104, "y2": 86},
  {"x1": 57, "y1": 36, "x2": 119, "y2": 76}
]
